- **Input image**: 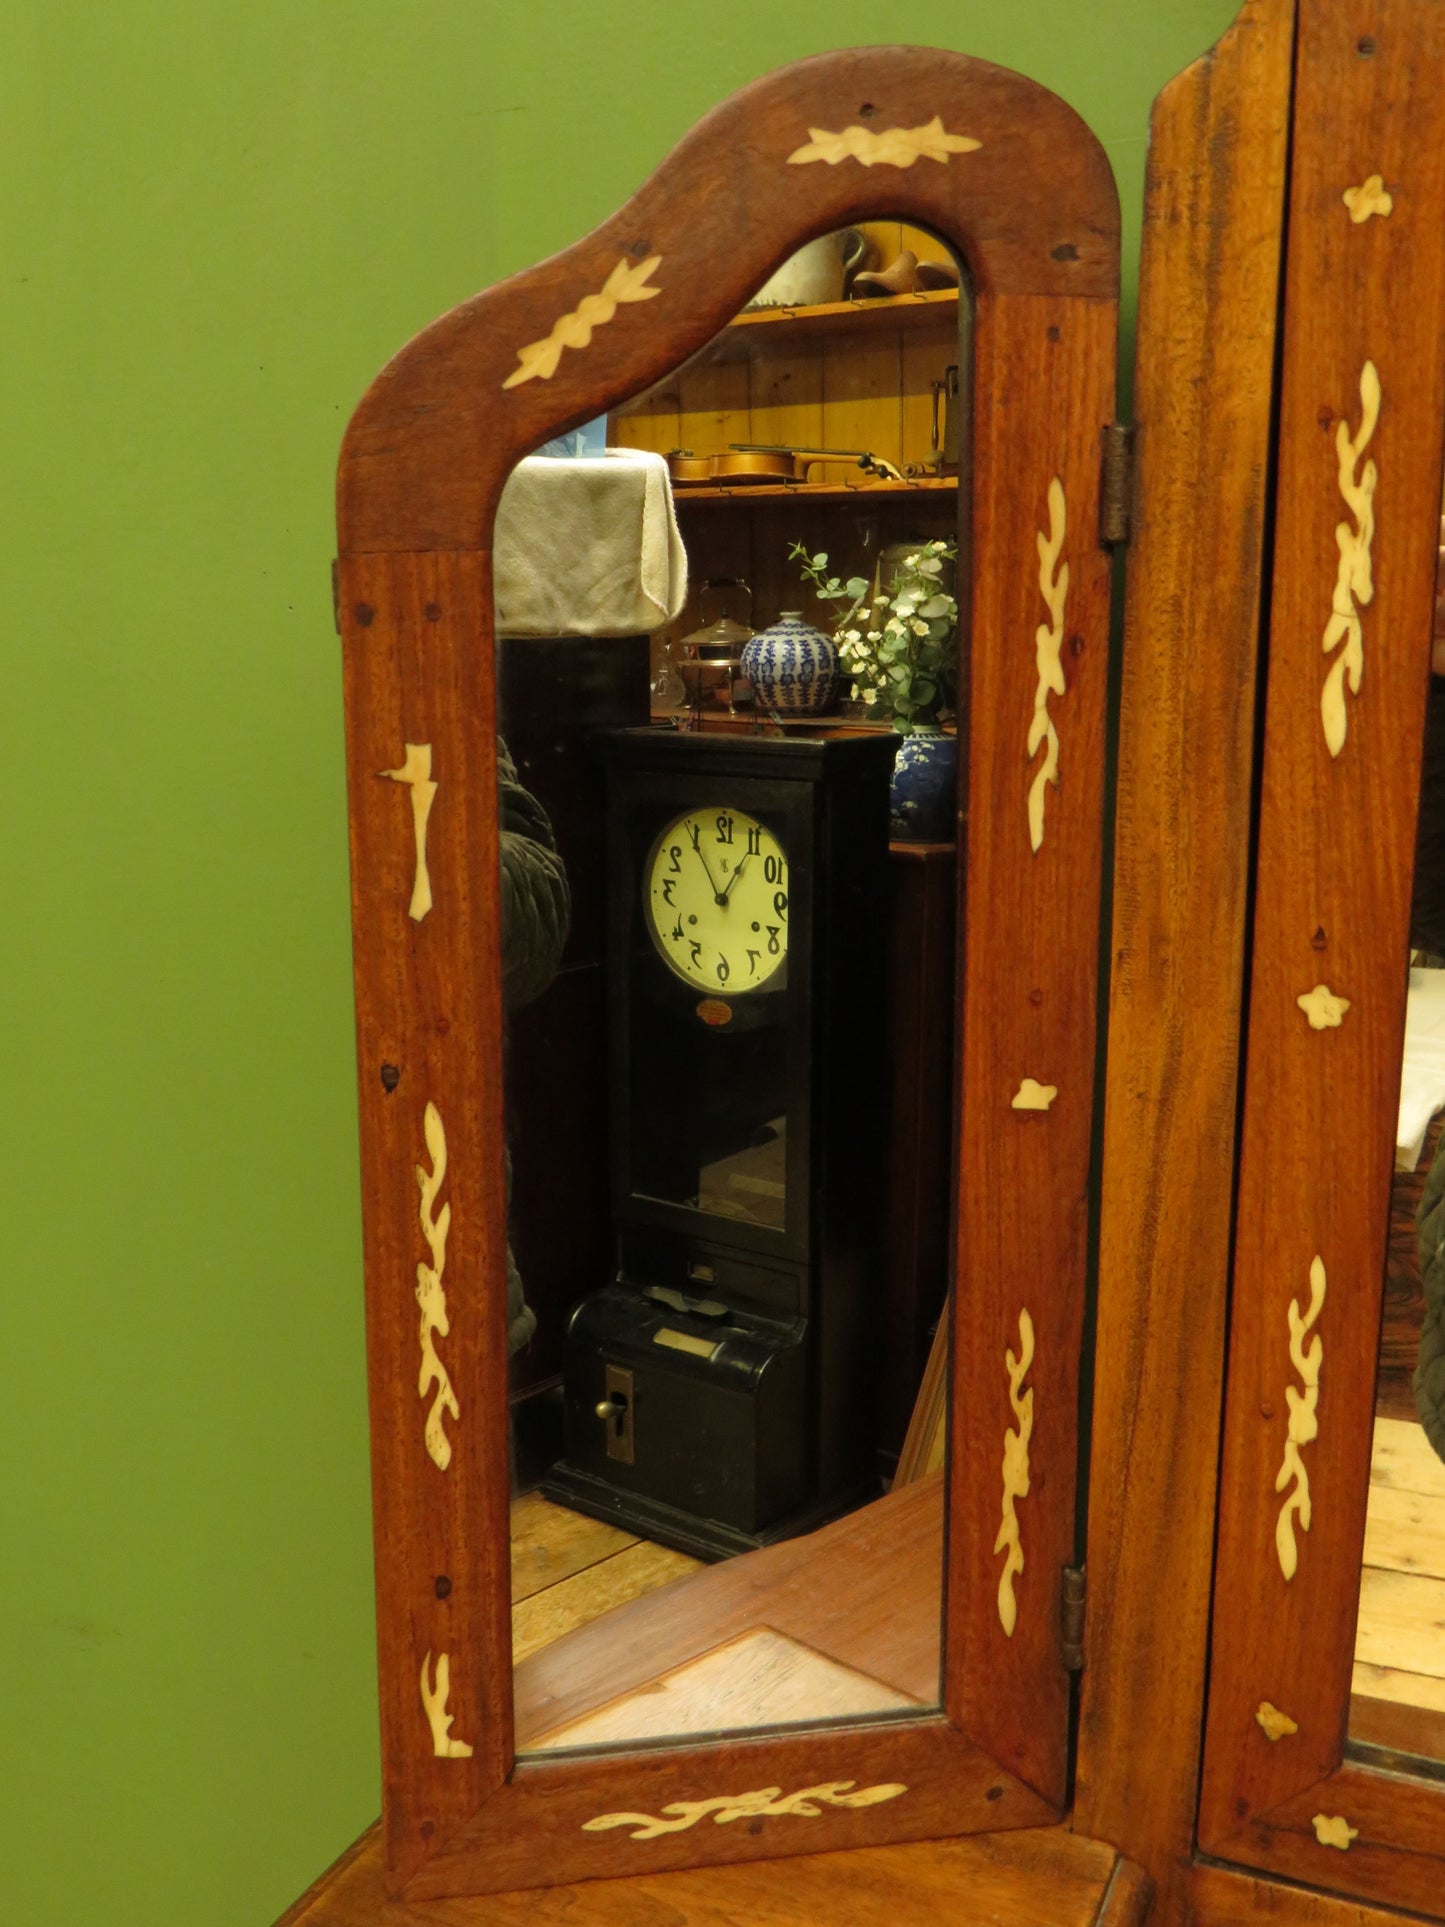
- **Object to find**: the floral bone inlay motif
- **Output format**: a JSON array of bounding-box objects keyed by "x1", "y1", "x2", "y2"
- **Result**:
[
  {"x1": 787, "y1": 116, "x2": 980, "y2": 169},
  {"x1": 502, "y1": 255, "x2": 662, "y2": 390},
  {"x1": 382, "y1": 743, "x2": 437, "y2": 923},
  {"x1": 1343, "y1": 174, "x2": 1393, "y2": 222},
  {"x1": 1313, "y1": 1813, "x2": 1359, "y2": 1851},
  {"x1": 420, "y1": 1650, "x2": 474, "y2": 1759},
  {"x1": 1297, "y1": 983, "x2": 1351, "y2": 1030},
  {"x1": 1320, "y1": 361, "x2": 1380, "y2": 758},
  {"x1": 416, "y1": 1101, "x2": 460, "y2": 1471},
  {"x1": 1011, "y1": 1078, "x2": 1057, "y2": 1111},
  {"x1": 1256, "y1": 1701, "x2": 1299, "y2": 1742},
  {"x1": 994, "y1": 1308, "x2": 1036, "y2": 1636},
  {"x1": 1028, "y1": 478, "x2": 1069, "y2": 853},
  {"x1": 1275, "y1": 1256, "x2": 1326, "y2": 1580},
  {"x1": 583, "y1": 1781, "x2": 908, "y2": 1840}
]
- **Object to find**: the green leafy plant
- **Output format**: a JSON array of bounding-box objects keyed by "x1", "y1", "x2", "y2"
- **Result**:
[{"x1": 789, "y1": 539, "x2": 958, "y2": 731}]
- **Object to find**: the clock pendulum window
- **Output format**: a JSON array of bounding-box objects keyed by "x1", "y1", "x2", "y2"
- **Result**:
[{"x1": 541, "y1": 727, "x2": 901, "y2": 1561}]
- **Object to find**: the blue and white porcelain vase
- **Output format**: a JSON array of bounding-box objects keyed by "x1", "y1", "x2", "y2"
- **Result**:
[
  {"x1": 742, "y1": 611, "x2": 838, "y2": 715},
  {"x1": 889, "y1": 729, "x2": 959, "y2": 842}
]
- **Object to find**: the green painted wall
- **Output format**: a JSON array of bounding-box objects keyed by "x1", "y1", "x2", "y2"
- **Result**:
[{"x1": 0, "y1": 3, "x2": 1237, "y2": 1920}]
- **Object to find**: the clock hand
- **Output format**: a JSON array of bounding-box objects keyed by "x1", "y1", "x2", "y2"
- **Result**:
[
  {"x1": 691, "y1": 836, "x2": 727, "y2": 904},
  {"x1": 719, "y1": 853, "x2": 752, "y2": 903}
]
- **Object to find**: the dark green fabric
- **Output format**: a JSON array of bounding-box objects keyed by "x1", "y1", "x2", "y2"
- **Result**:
[
  {"x1": 1411, "y1": 680, "x2": 1445, "y2": 1459},
  {"x1": 1416, "y1": 1139, "x2": 1445, "y2": 1463},
  {"x1": 497, "y1": 736, "x2": 569, "y2": 1354}
]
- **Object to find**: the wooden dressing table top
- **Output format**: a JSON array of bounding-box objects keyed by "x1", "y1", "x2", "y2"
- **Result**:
[{"x1": 276, "y1": 1821, "x2": 1150, "y2": 1925}]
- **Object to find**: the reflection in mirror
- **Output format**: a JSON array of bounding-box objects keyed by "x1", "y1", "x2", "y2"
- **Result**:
[
  {"x1": 1351, "y1": 508, "x2": 1445, "y2": 1765},
  {"x1": 494, "y1": 223, "x2": 968, "y2": 1754}
]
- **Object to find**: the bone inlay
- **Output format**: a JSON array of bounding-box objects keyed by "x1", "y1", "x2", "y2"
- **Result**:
[
  {"x1": 1028, "y1": 477, "x2": 1068, "y2": 853},
  {"x1": 503, "y1": 255, "x2": 662, "y2": 390},
  {"x1": 1256, "y1": 1701, "x2": 1299, "y2": 1742},
  {"x1": 1297, "y1": 983, "x2": 1351, "y2": 1030},
  {"x1": 995, "y1": 1307, "x2": 1036, "y2": 1636},
  {"x1": 787, "y1": 117, "x2": 980, "y2": 169},
  {"x1": 382, "y1": 743, "x2": 437, "y2": 923},
  {"x1": 1343, "y1": 174, "x2": 1393, "y2": 222},
  {"x1": 1313, "y1": 1814, "x2": 1359, "y2": 1851},
  {"x1": 583, "y1": 1780, "x2": 908, "y2": 1840},
  {"x1": 416, "y1": 1101, "x2": 460, "y2": 1471},
  {"x1": 1011, "y1": 1078, "x2": 1058, "y2": 1111},
  {"x1": 1321, "y1": 362, "x2": 1380, "y2": 758},
  {"x1": 1275, "y1": 1257, "x2": 1326, "y2": 1580},
  {"x1": 420, "y1": 1650, "x2": 474, "y2": 1759}
]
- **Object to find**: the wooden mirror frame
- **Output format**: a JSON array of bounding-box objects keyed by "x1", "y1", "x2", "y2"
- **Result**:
[
  {"x1": 335, "y1": 46, "x2": 1118, "y2": 1902},
  {"x1": 1193, "y1": 4, "x2": 1445, "y2": 1913}
]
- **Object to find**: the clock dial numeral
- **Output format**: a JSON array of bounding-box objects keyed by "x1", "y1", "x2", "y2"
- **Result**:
[{"x1": 646, "y1": 807, "x2": 790, "y2": 993}]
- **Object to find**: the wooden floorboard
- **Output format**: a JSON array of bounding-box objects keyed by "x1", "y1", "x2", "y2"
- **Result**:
[
  {"x1": 508, "y1": 1491, "x2": 638, "y2": 1605},
  {"x1": 511, "y1": 1537, "x2": 700, "y2": 1664},
  {"x1": 1351, "y1": 1416, "x2": 1445, "y2": 1759}
]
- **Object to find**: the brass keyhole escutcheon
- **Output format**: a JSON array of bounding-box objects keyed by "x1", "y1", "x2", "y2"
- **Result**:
[{"x1": 595, "y1": 1364, "x2": 635, "y2": 1465}]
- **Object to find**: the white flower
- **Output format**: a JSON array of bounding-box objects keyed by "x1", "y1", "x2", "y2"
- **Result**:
[
  {"x1": 911, "y1": 618, "x2": 930, "y2": 636},
  {"x1": 863, "y1": 687, "x2": 879, "y2": 705},
  {"x1": 867, "y1": 629, "x2": 882, "y2": 642}
]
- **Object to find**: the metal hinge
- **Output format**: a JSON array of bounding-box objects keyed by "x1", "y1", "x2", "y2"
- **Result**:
[
  {"x1": 1062, "y1": 1564, "x2": 1086, "y2": 1671},
  {"x1": 1099, "y1": 424, "x2": 1134, "y2": 547}
]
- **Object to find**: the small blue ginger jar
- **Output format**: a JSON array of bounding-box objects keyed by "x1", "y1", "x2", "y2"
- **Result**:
[
  {"x1": 889, "y1": 730, "x2": 959, "y2": 841},
  {"x1": 742, "y1": 611, "x2": 838, "y2": 715}
]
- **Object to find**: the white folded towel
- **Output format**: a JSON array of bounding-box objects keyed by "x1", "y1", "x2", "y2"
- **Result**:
[
  {"x1": 493, "y1": 448, "x2": 688, "y2": 638},
  {"x1": 1398, "y1": 966, "x2": 1445, "y2": 1169}
]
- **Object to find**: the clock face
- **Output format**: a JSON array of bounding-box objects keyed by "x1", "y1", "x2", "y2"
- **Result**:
[{"x1": 644, "y1": 806, "x2": 789, "y2": 993}]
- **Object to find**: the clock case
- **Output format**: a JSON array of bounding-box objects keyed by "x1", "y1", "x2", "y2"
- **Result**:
[{"x1": 543, "y1": 727, "x2": 900, "y2": 1560}]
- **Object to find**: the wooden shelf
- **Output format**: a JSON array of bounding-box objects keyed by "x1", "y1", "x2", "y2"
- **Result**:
[
  {"x1": 718, "y1": 287, "x2": 961, "y2": 350},
  {"x1": 673, "y1": 475, "x2": 959, "y2": 505}
]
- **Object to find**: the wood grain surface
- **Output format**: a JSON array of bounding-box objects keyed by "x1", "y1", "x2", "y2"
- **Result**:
[
  {"x1": 511, "y1": 1541, "x2": 700, "y2": 1665},
  {"x1": 1191, "y1": 1860, "x2": 1435, "y2": 1926},
  {"x1": 275, "y1": 1822, "x2": 1148, "y2": 1927},
  {"x1": 1073, "y1": 6, "x2": 1294, "y2": 1923},
  {"x1": 528, "y1": 1628, "x2": 920, "y2": 1751},
  {"x1": 508, "y1": 1493, "x2": 637, "y2": 1604},
  {"x1": 942, "y1": 287, "x2": 1114, "y2": 1811},
  {"x1": 1196, "y1": 1, "x2": 1445, "y2": 1912},
  {"x1": 336, "y1": 45, "x2": 1120, "y2": 1898},
  {"x1": 513, "y1": 1472, "x2": 942, "y2": 1749}
]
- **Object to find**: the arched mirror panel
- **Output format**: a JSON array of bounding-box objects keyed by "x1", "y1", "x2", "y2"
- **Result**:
[{"x1": 336, "y1": 46, "x2": 1118, "y2": 1901}]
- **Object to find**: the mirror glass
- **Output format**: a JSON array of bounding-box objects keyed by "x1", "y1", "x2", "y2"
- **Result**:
[
  {"x1": 491, "y1": 222, "x2": 969, "y2": 1752},
  {"x1": 1350, "y1": 509, "x2": 1445, "y2": 1764}
]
